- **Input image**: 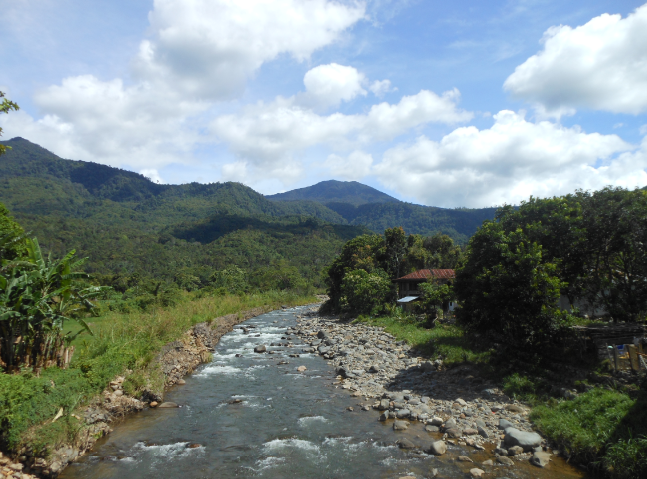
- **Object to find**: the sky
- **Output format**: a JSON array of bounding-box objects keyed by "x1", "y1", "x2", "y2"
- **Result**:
[{"x1": 1, "y1": 0, "x2": 646, "y2": 208}]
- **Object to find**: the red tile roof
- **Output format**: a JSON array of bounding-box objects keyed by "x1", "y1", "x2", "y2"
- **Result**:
[{"x1": 394, "y1": 269, "x2": 455, "y2": 281}]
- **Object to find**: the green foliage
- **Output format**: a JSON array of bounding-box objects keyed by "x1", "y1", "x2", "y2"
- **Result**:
[
  {"x1": 455, "y1": 222, "x2": 574, "y2": 360},
  {"x1": 502, "y1": 373, "x2": 539, "y2": 399},
  {"x1": 340, "y1": 269, "x2": 392, "y2": 315},
  {"x1": 0, "y1": 202, "x2": 27, "y2": 260},
  {"x1": 210, "y1": 266, "x2": 248, "y2": 294},
  {"x1": 419, "y1": 280, "x2": 455, "y2": 314},
  {"x1": 267, "y1": 179, "x2": 399, "y2": 206},
  {"x1": 0, "y1": 92, "x2": 19, "y2": 157},
  {"x1": 384, "y1": 227, "x2": 406, "y2": 278}
]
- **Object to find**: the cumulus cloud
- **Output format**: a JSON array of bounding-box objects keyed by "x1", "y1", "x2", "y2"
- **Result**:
[
  {"x1": 211, "y1": 86, "x2": 473, "y2": 183},
  {"x1": 369, "y1": 79, "x2": 396, "y2": 97},
  {"x1": 2, "y1": 0, "x2": 366, "y2": 170},
  {"x1": 324, "y1": 150, "x2": 373, "y2": 179},
  {"x1": 301, "y1": 63, "x2": 367, "y2": 108},
  {"x1": 374, "y1": 110, "x2": 640, "y2": 207},
  {"x1": 505, "y1": 4, "x2": 647, "y2": 116}
]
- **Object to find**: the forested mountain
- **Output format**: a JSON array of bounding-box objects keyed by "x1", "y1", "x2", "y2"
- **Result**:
[
  {"x1": 266, "y1": 179, "x2": 399, "y2": 206},
  {"x1": 267, "y1": 179, "x2": 497, "y2": 243},
  {"x1": 0, "y1": 138, "x2": 368, "y2": 291}
]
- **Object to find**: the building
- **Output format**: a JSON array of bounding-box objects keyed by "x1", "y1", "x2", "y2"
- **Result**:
[{"x1": 392, "y1": 269, "x2": 456, "y2": 311}]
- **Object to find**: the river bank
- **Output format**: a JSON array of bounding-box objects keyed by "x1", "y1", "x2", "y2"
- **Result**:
[
  {"x1": 292, "y1": 310, "x2": 580, "y2": 476},
  {"x1": 1, "y1": 294, "x2": 319, "y2": 479}
]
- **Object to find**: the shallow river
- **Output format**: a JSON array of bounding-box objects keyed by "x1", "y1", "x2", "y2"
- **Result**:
[{"x1": 61, "y1": 306, "x2": 586, "y2": 479}]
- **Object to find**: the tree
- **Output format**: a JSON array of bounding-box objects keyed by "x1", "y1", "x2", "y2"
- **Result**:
[
  {"x1": 384, "y1": 227, "x2": 407, "y2": 278},
  {"x1": 340, "y1": 268, "x2": 393, "y2": 315},
  {"x1": 455, "y1": 221, "x2": 573, "y2": 359},
  {"x1": 419, "y1": 280, "x2": 455, "y2": 318},
  {"x1": 0, "y1": 92, "x2": 19, "y2": 157}
]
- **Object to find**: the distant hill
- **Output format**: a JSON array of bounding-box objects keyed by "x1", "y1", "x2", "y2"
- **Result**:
[
  {"x1": 267, "y1": 178, "x2": 497, "y2": 242},
  {"x1": 266, "y1": 179, "x2": 399, "y2": 206}
]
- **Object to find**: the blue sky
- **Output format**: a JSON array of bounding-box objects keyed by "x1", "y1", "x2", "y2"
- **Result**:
[{"x1": 1, "y1": 0, "x2": 646, "y2": 207}]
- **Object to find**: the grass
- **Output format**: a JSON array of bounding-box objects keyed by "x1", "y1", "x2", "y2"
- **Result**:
[
  {"x1": 0, "y1": 290, "x2": 316, "y2": 456},
  {"x1": 354, "y1": 312, "x2": 491, "y2": 365}
]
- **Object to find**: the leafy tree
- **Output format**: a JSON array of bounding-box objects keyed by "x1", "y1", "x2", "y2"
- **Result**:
[
  {"x1": 0, "y1": 92, "x2": 19, "y2": 157},
  {"x1": 210, "y1": 266, "x2": 248, "y2": 294},
  {"x1": 419, "y1": 280, "x2": 455, "y2": 317},
  {"x1": 340, "y1": 268, "x2": 393, "y2": 315},
  {"x1": 455, "y1": 222, "x2": 573, "y2": 359},
  {"x1": 384, "y1": 227, "x2": 406, "y2": 278}
]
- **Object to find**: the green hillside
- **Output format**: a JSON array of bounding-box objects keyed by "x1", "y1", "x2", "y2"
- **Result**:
[
  {"x1": 0, "y1": 138, "x2": 367, "y2": 292},
  {"x1": 266, "y1": 179, "x2": 399, "y2": 206}
]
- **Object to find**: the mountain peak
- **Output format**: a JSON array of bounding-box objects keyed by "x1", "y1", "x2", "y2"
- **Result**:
[{"x1": 266, "y1": 180, "x2": 399, "y2": 206}]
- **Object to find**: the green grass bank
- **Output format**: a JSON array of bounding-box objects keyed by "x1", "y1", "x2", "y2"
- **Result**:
[{"x1": 0, "y1": 291, "x2": 316, "y2": 456}]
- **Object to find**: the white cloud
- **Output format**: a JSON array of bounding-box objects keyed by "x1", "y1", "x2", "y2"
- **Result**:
[
  {"x1": 369, "y1": 79, "x2": 395, "y2": 97},
  {"x1": 2, "y1": 0, "x2": 366, "y2": 169},
  {"x1": 211, "y1": 87, "x2": 473, "y2": 184},
  {"x1": 301, "y1": 63, "x2": 367, "y2": 107},
  {"x1": 140, "y1": 168, "x2": 164, "y2": 184},
  {"x1": 505, "y1": 4, "x2": 647, "y2": 115},
  {"x1": 374, "y1": 110, "x2": 640, "y2": 207},
  {"x1": 324, "y1": 150, "x2": 373, "y2": 179}
]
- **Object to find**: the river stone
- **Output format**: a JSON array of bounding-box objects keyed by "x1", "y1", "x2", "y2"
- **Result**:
[
  {"x1": 506, "y1": 404, "x2": 524, "y2": 413},
  {"x1": 445, "y1": 428, "x2": 462, "y2": 438},
  {"x1": 475, "y1": 419, "x2": 486, "y2": 429},
  {"x1": 464, "y1": 428, "x2": 478, "y2": 436},
  {"x1": 477, "y1": 426, "x2": 489, "y2": 438},
  {"x1": 470, "y1": 468, "x2": 485, "y2": 478},
  {"x1": 482, "y1": 459, "x2": 494, "y2": 466},
  {"x1": 158, "y1": 402, "x2": 178, "y2": 408},
  {"x1": 499, "y1": 418, "x2": 514, "y2": 430},
  {"x1": 368, "y1": 365, "x2": 381, "y2": 373},
  {"x1": 425, "y1": 425, "x2": 440, "y2": 432},
  {"x1": 445, "y1": 418, "x2": 457, "y2": 429},
  {"x1": 456, "y1": 398, "x2": 467, "y2": 406},
  {"x1": 317, "y1": 330, "x2": 328, "y2": 339},
  {"x1": 379, "y1": 411, "x2": 390, "y2": 421},
  {"x1": 420, "y1": 361, "x2": 435, "y2": 372},
  {"x1": 396, "y1": 409, "x2": 411, "y2": 419},
  {"x1": 429, "y1": 417, "x2": 443, "y2": 426},
  {"x1": 254, "y1": 345, "x2": 266, "y2": 353},
  {"x1": 428, "y1": 440, "x2": 447, "y2": 456},
  {"x1": 494, "y1": 447, "x2": 508, "y2": 456},
  {"x1": 508, "y1": 445, "x2": 524, "y2": 456},
  {"x1": 458, "y1": 456, "x2": 473, "y2": 462},
  {"x1": 504, "y1": 428, "x2": 543, "y2": 451},
  {"x1": 497, "y1": 456, "x2": 515, "y2": 465},
  {"x1": 177, "y1": 379, "x2": 186, "y2": 385},
  {"x1": 530, "y1": 451, "x2": 551, "y2": 468},
  {"x1": 397, "y1": 438, "x2": 416, "y2": 449},
  {"x1": 378, "y1": 399, "x2": 390, "y2": 410},
  {"x1": 297, "y1": 366, "x2": 307, "y2": 372},
  {"x1": 393, "y1": 420, "x2": 409, "y2": 431},
  {"x1": 393, "y1": 400, "x2": 406, "y2": 409}
]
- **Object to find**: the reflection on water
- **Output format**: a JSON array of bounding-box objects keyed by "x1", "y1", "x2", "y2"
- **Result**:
[{"x1": 61, "y1": 307, "x2": 586, "y2": 479}]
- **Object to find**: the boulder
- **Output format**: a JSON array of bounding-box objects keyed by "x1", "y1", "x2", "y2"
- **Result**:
[
  {"x1": 497, "y1": 456, "x2": 514, "y2": 465},
  {"x1": 297, "y1": 366, "x2": 307, "y2": 372},
  {"x1": 477, "y1": 426, "x2": 489, "y2": 438},
  {"x1": 530, "y1": 451, "x2": 551, "y2": 468},
  {"x1": 445, "y1": 428, "x2": 462, "y2": 438},
  {"x1": 378, "y1": 399, "x2": 390, "y2": 410},
  {"x1": 470, "y1": 468, "x2": 485, "y2": 478},
  {"x1": 397, "y1": 438, "x2": 416, "y2": 449},
  {"x1": 395, "y1": 409, "x2": 411, "y2": 419},
  {"x1": 508, "y1": 445, "x2": 524, "y2": 456},
  {"x1": 254, "y1": 345, "x2": 266, "y2": 353},
  {"x1": 425, "y1": 425, "x2": 440, "y2": 433},
  {"x1": 504, "y1": 428, "x2": 543, "y2": 451},
  {"x1": 428, "y1": 440, "x2": 447, "y2": 456},
  {"x1": 498, "y1": 418, "x2": 514, "y2": 430},
  {"x1": 393, "y1": 420, "x2": 409, "y2": 431},
  {"x1": 429, "y1": 417, "x2": 443, "y2": 426}
]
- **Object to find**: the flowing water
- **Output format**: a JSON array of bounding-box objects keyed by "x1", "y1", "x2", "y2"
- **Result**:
[{"x1": 61, "y1": 306, "x2": 586, "y2": 479}]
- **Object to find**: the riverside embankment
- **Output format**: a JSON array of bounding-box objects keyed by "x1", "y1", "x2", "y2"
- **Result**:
[{"x1": 58, "y1": 305, "x2": 585, "y2": 479}]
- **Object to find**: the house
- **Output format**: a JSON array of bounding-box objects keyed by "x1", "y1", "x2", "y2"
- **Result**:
[{"x1": 392, "y1": 269, "x2": 456, "y2": 311}]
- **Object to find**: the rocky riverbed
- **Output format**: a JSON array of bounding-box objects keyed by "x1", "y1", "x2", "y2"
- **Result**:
[{"x1": 290, "y1": 310, "x2": 559, "y2": 475}]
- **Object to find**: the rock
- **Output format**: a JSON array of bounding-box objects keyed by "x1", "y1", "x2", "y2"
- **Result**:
[
  {"x1": 428, "y1": 440, "x2": 447, "y2": 456},
  {"x1": 254, "y1": 345, "x2": 267, "y2": 353},
  {"x1": 420, "y1": 361, "x2": 435, "y2": 372},
  {"x1": 477, "y1": 426, "x2": 489, "y2": 438},
  {"x1": 445, "y1": 418, "x2": 457, "y2": 429},
  {"x1": 177, "y1": 379, "x2": 186, "y2": 385},
  {"x1": 393, "y1": 420, "x2": 409, "y2": 431},
  {"x1": 397, "y1": 438, "x2": 416, "y2": 449},
  {"x1": 297, "y1": 365, "x2": 307, "y2": 372},
  {"x1": 482, "y1": 459, "x2": 494, "y2": 466},
  {"x1": 317, "y1": 330, "x2": 328, "y2": 339},
  {"x1": 508, "y1": 445, "x2": 524, "y2": 456},
  {"x1": 368, "y1": 365, "x2": 381, "y2": 373},
  {"x1": 379, "y1": 411, "x2": 390, "y2": 421},
  {"x1": 504, "y1": 428, "x2": 543, "y2": 451},
  {"x1": 499, "y1": 418, "x2": 514, "y2": 430},
  {"x1": 445, "y1": 428, "x2": 462, "y2": 438},
  {"x1": 378, "y1": 399, "x2": 390, "y2": 410},
  {"x1": 464, "y1": 428, "x2": 478, "y2": 435},
  {"x1": 456, "y1": 398, "x2": 467, "y2": 406},
  {"x1": 114, "y1": 389, "x2": 124, "y2": 397},
  {"x1": 157, "y1": 402, "x2": 178, "y2": 408},
  {"x1": 497, "y1": 456, "x2": 514, "y2": 465},
  {"x1": 396, "y1": 409, "x2": 411, "y2": 419},
  {"x1": 458, "y1": 456, "x2": 473, "y2": 462},
  {"x1": 470, "y1": 468, "x2": 485, "y2": 478},
  {"x1": 505, "y1": 404, "x2": 524, "y2": 413},
  {"x1": 530, "y1": 451, "x2": 551, "y2": 467},
  {"x1": 494, "y1": 447, "x2": 508, "y2": 456},
  {"x1": 430, "y1": 417, "x2": 444, "y2": 426},
  {"x1": 425, "y1": 425, "x2": 440, "y2": 432},
  {"x1": 149, "y1": 401, "x2": 158, "y2": 407}
]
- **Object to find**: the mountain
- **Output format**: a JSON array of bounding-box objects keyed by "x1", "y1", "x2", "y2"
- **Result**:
[
  {"x1": 0, "y1": 138, "x2": 370, "y2": 289},
  {"x1": 266, "y1": 179, "x2": 399, "y2": 206},
  {"x1": 267, "y1": 178, "x2": 496, "y2": 242}
]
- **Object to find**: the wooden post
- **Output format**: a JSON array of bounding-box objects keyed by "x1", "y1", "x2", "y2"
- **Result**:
[
  {"x1": 613, "y1": 347, "x2": 620, "y2": 371},
  {"x1": 628, "y1": 345, "x2": 640, "y2": 371}
]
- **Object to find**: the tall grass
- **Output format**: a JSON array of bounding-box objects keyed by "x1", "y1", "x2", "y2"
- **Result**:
[{"x1": 0, "y1": 291, "x2": 316, "y2": 455}]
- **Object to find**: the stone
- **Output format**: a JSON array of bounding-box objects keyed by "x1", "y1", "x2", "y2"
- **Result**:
[
  {"x1": 177, "y1": 379, "x2": 186, "y2": 385},
  {"x1": 477, "y1": 426, "x2": 489, "y2": 438},
  {"x1": 368, "y1": 365, "x2": 381, "y2": 373},
  {"x1": 456, "y1": 398, "x2": 467, "y2": 406},
  {"x1": 157, "y1": 402, "x2": 178, "y2": 408},
  {"x1": 497, "y1": 456, "x2": 514, "y2": 466},
  {"x1": 395, "y1": 409, "x2": 411, "y2": 419},
  {"x1": 445, "y1": 428, "x2": 462, "y2": 438},
  {"x1": 504, "y1": 428, "x2": 543, "y2": 451},
  {"x1": 508, "y1": 445, "x2": 524, "y2": 456},
  {"x1": 463, "y1": 428, "x2": 478, "y2": 435},
  {"x1": 113, "y1": 389, "x2": 123, "y2": 397},
  {"x1": 425, "y1": 425, "x2": 440, "y2": 433},
  {"x1": 428, "y1": 440, "x2": 447, "y2": 456},
  {"x1": 505, "y1": 404, "x2": 524, "y2": 413},
  {"x1": 494, "y1": 447, "x2": 508, "y2": 456},
  {"x1": 470, "y1": 468, "x2": 485, "y2": 478},
  {"x1": 254, "y1": 345, "x2": 267, "y2": 353},
  {"x1": 378, "y1": 399, "x2": 390, "y2": 410},
  {"x1": 530, "y1": 451, "x2": 552, "y2": 468},
  {"x1": 482, "y1": 459, "x2": 494, "y2": 466},
  {"x1": 393, "y1": 420, "x2": 409, "y2": 431},
  {"x1": 420, "y1": 361, "x2": 435, "y2": 372},
  {"x1": 317, "y1": 330, "x2": 328, "y2": 339},
  {"x1": 458, "y1": 456, "x2": 473, "y2": 462},
  {"x1": 297, "y1": 366, "x2": 307, "y2": 372},
  {"x1": 430, "y1": 417, "x2": 444, "y2": 426},
  {"x1": 499, "y1": 418, "x2": 514, "y2": 430},
  {"x1": 445, "y1": 418, "x2": 457, "y2": 429},
  {"x1": 379, "y1": 411, "x2": 390, "y2": 421},
  {"x1": 397, "y1": 438, "x2": 416, "y2": 449}
]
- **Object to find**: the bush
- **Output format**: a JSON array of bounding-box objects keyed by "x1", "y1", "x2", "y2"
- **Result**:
[{"x1": 340, "y1": 268, "x2": 392, "y2": 315}]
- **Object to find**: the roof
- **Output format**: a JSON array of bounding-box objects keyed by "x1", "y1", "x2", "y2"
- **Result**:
[
  {"x1": 393, "y1": 269, "x2": 456, "y2": 282},
  {"x1": 397, "y1": 296, "x2": 421, "y2": 303}
]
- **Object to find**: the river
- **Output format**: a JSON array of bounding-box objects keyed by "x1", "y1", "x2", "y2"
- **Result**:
[{"x1": 61, "y1": 306, "x2": 586, "y2": 479}]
